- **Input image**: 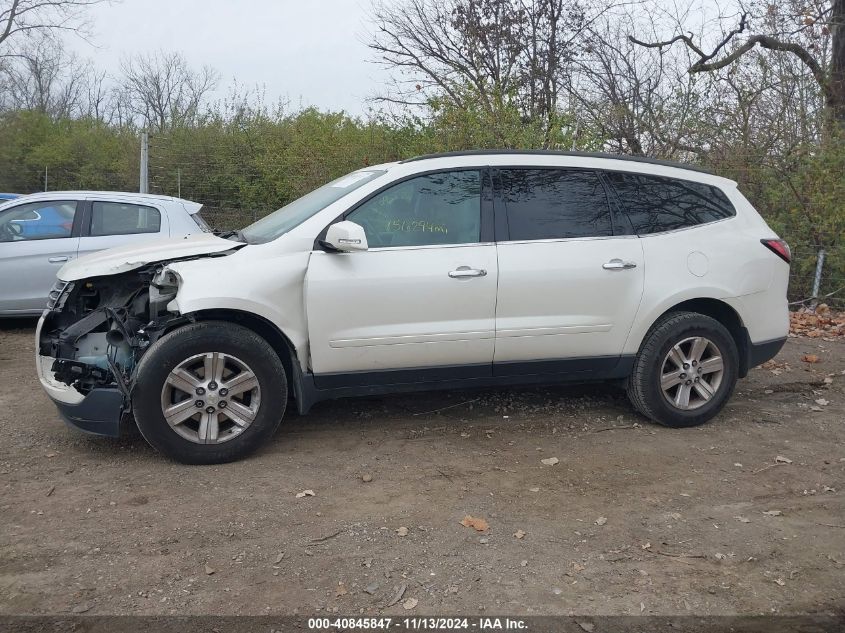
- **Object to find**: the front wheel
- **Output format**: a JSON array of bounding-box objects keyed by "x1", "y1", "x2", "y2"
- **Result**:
[
  {"x1": 132, "y1": 321, "x2": 287, "y2": 464},
  {"x1": 626, "y1": 312, "x2": 738, "y2": 428}
]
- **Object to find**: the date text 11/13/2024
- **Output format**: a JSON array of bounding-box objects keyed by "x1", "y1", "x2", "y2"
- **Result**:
[{"x1": 307, "y1": 618, "x2": 528, "y2": 631}]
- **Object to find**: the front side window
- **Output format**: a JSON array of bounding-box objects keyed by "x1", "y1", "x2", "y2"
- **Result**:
[
  {"x1": 0, "y1": 201, "x2": 77, "y2": 242},
  {"x1": 347, "y1": 170, "x2": 482, "y2": 248},
  {"x1": 90, "y1": 202, "x2": 161, "y2": 236},
  {"x1": 605, "y1": 172, "x2": 736, "y2": 235},
  {"x1": 498, "y1": 169, "x2": 613, "y2": 241}
]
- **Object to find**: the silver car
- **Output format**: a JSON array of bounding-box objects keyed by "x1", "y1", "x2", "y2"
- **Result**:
[{"x1": 0, "y1": 192, "x2": 209, "y2": 316}]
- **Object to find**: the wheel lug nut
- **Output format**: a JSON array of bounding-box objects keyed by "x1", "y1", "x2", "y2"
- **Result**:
[
  {"x1": 219, "y1": 401, "x2": 227, "y2": 408},
  {"x1": 680, "y1": 373, "x2": 687, "y2": 379},
  {"x1": 683, "y1": 363, "x2": 690, "y2": 369},
  {"x1": 195, "y1": 400, "x2": 204, "y2": 408},
  {"x1": 692, "y1": 360, "x2": 698, "y2": 366},
  {"x1": 219, "y1": 388, "x2": 228, "y2": 396},
  {"x1": 205, "y1": 406, "x2": 215, "y2": 414},
  {"x1": 685, "y1": 380, "x2": 692, "y2": 385},
  {"x1": 208, "y1": 382, "x2": 218, "y2": 391},
  {"x1": 196, "y1": 387, "x2": 205, "y2": 395}
]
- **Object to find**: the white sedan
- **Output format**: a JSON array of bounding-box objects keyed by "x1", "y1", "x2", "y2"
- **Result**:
[{"x1": 0, "y1": 191, "x2": 209, "y2": 316}]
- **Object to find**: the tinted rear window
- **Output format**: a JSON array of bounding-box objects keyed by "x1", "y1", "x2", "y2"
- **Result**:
[
  {"x1": 605, "y1": 172, "x2": 735, "y2": 235},
  {"x1": 91, "y1": 202, "x2": 161, "y2": 236},
  {"x1": 499, "y1": 169, "x2": 613, "y2": 240}
]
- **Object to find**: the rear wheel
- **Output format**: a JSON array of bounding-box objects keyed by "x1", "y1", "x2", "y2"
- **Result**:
[
  {"x1": 627, "y1": 312, "x2": 738, "y2": 428},
  {"x1": 132, "y1": 321, "x2": 287, "y2": 464}
]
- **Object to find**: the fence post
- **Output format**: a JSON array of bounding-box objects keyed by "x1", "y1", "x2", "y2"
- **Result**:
[
  {"x1": 139, "y1": 132, "x2": 149, "y2": 194},
  {"x1": 811, "y1": 249, "x2": 826, "y2": 301}
]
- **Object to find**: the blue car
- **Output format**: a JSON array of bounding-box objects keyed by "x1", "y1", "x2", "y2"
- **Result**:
[
  {"x1": 4, "y1": 202, "x2": 76, "y2": 238},
  {"x1": 0, "y1": 193, "x2": 20, "y2": 200}
]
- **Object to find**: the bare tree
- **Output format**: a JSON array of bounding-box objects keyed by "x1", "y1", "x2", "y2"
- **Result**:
[
  {"x1": 117, "y1": 50, "x2": 218, "y2": 131},
  {"x1": 630, "y1": 0, "x2": 844, "y2": 124},
  {"x1": 571, "y1": 11, "x2": 712, "y2": 157},
  {"x1": 368, "y1": 0, "x2": 601, "y2": 143},
  {"x1": 0, "y1": 0, "x2": 106, "y2": 55},
  {"x1": 0, "y1": 35, "x2": 90, "y2": 116}
]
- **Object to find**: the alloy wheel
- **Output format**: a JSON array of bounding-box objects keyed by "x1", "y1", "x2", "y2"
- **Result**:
[
  {"x1": 660, "y1": 336, "x2": 724, "y2": 411},
  {"x1": 159, "y1": 352, "x2": 261, "y2": 444}
]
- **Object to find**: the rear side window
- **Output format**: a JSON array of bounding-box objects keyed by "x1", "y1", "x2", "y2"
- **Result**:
[
  {"x1": 605, "y1": 172, "x2": 735, "y2": 235},
  {"x1": 498, "y1": 169, "x2": 613, "y2": 241},
  {"x1": 90, "y1": 202, "x2": 161, "y2": 236}
]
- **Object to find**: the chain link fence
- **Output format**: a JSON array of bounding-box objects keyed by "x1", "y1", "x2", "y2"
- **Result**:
[{"x1": 789, "y1": 246, "x2": 845, "y2": 310}]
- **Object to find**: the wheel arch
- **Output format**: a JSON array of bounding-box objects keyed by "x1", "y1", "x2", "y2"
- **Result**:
[
  {"x1": 642, "y1": 298, "x2": 750, "y2": 378},
  {"x1": 173, "y1": 308, "x2": 305, "y2": 406}
]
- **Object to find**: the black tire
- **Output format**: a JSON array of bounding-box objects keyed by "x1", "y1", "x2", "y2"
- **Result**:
[
  {"x1": 132, "y1": 321, "x2": 287, "y2": 464},
  {"x1": 626, "y1": 311, "x2": 738, "y2": 428}
]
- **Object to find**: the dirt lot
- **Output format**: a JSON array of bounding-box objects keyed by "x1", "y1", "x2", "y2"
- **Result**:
[{"x1": 0, "y1": 322, "x2": 843, "y2": 617}]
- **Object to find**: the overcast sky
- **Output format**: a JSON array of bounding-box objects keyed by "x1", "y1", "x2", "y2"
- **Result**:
[{"x1": 65, "y1": 0, "x2": 391, "y2": 116}]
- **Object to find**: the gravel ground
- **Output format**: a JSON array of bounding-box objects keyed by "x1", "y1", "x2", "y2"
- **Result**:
[{"x1": 0, "y1": 322, "x2": 843, "y2": 617}]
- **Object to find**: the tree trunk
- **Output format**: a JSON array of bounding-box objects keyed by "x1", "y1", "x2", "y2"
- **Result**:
[{"x1": 831, "y1": 0, "x2": 845, "y2": 124}]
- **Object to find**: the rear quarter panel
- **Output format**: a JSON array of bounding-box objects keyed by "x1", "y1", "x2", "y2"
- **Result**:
[{"x1": 622, "y1": 199, "x2": 789, "y2": 355}]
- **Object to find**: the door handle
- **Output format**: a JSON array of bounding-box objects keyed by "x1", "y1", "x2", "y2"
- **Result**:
[
  {"x1": 48, "y1": 256, "x2": 69, "y2": 263},
  {"x1": 602, "y1": 259, "x2": 637, "y2": 270},
  {"x1": 448, "y1": 266, "x2": 487, "y2": 279}
]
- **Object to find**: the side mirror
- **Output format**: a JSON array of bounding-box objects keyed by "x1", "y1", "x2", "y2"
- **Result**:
[{"x1": 322, "y1": 221, "x2": 368, "y2": 253}]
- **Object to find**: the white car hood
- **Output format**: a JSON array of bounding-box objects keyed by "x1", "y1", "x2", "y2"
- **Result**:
[{"x1": 58, "y1": 233, "x2": 241, "y2": 281}]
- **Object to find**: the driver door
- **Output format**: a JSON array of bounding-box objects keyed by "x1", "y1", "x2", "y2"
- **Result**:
[{"x1": 305, "y1": 169, "x2": 497, "y2": 387}]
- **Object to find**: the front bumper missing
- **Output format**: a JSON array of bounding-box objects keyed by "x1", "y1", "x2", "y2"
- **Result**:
[{"x1": 36, "y1": 313, "x2": 127, "y2": 438}]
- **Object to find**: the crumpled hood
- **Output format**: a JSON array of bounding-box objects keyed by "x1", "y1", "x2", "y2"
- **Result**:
[{"x1": 58, "y1": 233, "x2": 242, "y2": 281}]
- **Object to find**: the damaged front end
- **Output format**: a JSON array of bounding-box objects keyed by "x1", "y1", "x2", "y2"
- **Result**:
[{"x1": 37, "y1": 266, "x2": 185, "y2": 437}]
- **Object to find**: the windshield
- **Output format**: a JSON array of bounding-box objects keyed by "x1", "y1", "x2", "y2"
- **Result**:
[{"x1": 241, "y1": 170, "x2": 386, "y2": 244}]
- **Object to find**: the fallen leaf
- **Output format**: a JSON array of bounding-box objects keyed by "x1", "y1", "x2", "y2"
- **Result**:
[
  {"x1": 641, "y1": 542, "x2": 652, "y2": 550},
  {"x1": 775, "y1": 455, "x2": 793, "y2": 464},
  {"x1": 577, "y1": 622, "x2": 595, "y2": 632},
  {"x1": 802, "y1": 354, "x2": 821, "y2": 363},
  {"x1": 295, "y1": 489, "x2": 315, "y2": 498},
  {"x1": 72, "y1": 603, "x2": 92, "y2": 614},
  {"x1": 336, "y1": 582, "x2": 348, "y2": 597},
  {"x1": 396, "y1": 526, "x2": 409, "y2": 537},
  {"x1": 402, "y1": 597, "x2": 418, "y2": 610},
  {"x1": 541, "y1": 457, "x2": 560, "y2": 466},
  {"x1": 460, "y1": 515, "x2": 489, "y2": 532},
  {"x1": 595, "y1": 516, "x2": 608, "y2": 526},
  {"x1": 763, "y1": 510, "x2": 783, "y2": 517},
  {"x1": 815, "y1": 398, "x2": 829, "y2": 406},
  {"x1": 274, "y1": 552, "x2": 285, "y2": 564},
  {"x1": 514, "y1": 529, "x2": 526, "y2": 539},
  {"x1": 529, "y1": 487, "x2": 540, "y2": 493},
  {"x1": 734, "y1": 516, "x2": 751, "y2": 523},
  {"x1": 774, "y1": 578, "x2": 786, "y2": 586}
]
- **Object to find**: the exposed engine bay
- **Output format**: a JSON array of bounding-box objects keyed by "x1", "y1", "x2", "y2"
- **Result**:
[{"x1": 39, "y1": 261, "x2": 195, "y2": 403}]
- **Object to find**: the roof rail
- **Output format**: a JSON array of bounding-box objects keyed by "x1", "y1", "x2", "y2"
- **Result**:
[{"x1": 399, "y1": 149, "x2": 713, "y2": 175}]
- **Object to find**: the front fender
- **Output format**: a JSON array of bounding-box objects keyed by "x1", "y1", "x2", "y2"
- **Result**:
[{"x1": 165, "y1": 251, "x2": 311, "y2": 367}]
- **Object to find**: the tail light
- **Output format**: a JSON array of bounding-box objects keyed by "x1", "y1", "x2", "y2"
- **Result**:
[{"x1": 761, "y1": 238, "x2": 791, "y2": 264}]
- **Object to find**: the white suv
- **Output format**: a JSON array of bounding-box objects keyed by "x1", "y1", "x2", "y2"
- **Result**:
[{"x1": 36, "y1": 151, "x2": 790, "y2": 464}]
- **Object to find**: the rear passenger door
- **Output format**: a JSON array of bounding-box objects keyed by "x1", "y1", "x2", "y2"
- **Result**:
[
  {"x1": 78, "y1": 199, "x2": 168, "y2": 258},
  {"x1": 493, "y1": 168, "x2": 644, "y2": 376}
]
